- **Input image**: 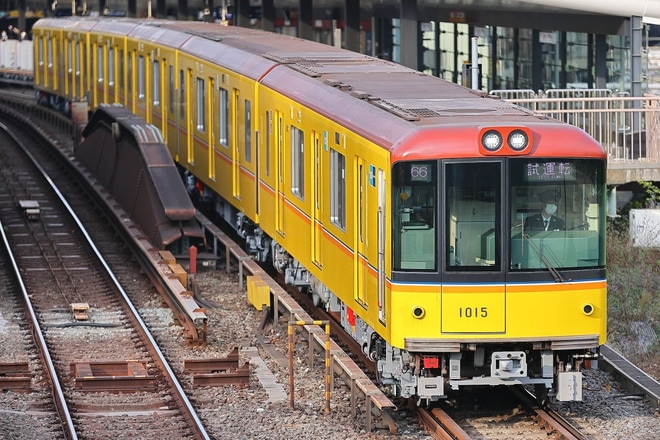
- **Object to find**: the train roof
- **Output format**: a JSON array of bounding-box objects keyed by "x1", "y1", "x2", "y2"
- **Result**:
[{"x1": 33, "y1": 17, "x2": 606, "y2": 161}]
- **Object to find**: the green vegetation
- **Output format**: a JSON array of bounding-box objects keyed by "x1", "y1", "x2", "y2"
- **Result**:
[{"x1": 606, "y1": 181, "x2": 660, "y2": 378}]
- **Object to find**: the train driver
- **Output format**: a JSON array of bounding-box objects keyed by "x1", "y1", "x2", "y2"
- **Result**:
[{"x1": 524, "y1": 189, "x2": 565, "y2": 232}]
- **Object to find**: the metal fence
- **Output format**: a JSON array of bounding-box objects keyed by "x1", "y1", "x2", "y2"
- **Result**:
[{"x1": 491, "y1": 89, "x2": 660, "y2": 164}]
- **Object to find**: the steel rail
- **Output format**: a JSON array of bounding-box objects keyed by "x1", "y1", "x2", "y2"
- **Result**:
[
  {"x1": 0, "y1": 219, "x2": 78, "y2": 440},
  {"x1": 0, "y1": 121, "x2": 210, "y2": 440}
]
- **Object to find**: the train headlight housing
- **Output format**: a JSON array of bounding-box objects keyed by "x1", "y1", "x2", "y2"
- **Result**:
[
  {"x1": 411, "y1": 306, "x2": 425, "y2": 319},
  {"x1": 508, "y1": 129, "x2": 528, "y2": 151},
  {"x1": 582, "y1": 303, "x2": 594, "y2": 316},
  {"x1": 481, "y1": 130, "x2": 502, "y2": 151},
  {"x1": 479, "y1": 126, "x2": 532, "y2": 155}
]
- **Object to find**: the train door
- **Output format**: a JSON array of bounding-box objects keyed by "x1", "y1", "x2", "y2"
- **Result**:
[
  {"x1": 64, "y1": 38, "x2": 71, "y2": 98},
  {"x1": 127, "y1": 50, "x2": 134, "y2": 113},
  {"x1": 275, "y1": 110, "x2": 285, "y2": 235},
  {"x1": 207, "y1": 76, "x2": 216, "y2": 182},
  {"x1": 184, "y1": 68, "x2": 193, "y2": 164},
  {"x1": 355, "y1": 156, "x2": 367, "y2": 305},
  {"x1": 232, "y1": 89, "x2": 240, "y2": 198},
  {"x1": 377, "y1": 168, "x2": 386, "y2": 323},
  {"x1": 170, "y1": 65, "x2": 180, "y2": 161},
  {"x1": 441, "y1": 160, "x2": 506, "y2": 334},
  {"x1": 76, "y1": 39, "x2": 83, "y2": 102},
  {"x1": 141, "y1": 52, "x2": 150, "y2": 123},
  {"x1": 152, "y1": 57, "x2": 165, "y2": 139},
  {"x1": 311, "y1": 131, "x2": 322, "y2": 268}
]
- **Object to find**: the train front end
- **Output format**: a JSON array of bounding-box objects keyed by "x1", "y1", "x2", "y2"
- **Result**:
[{"x1": 381, "y1": 123, "x2": 607, "y2": 405}]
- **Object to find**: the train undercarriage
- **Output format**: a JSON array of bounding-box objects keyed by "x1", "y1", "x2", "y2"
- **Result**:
[{"x1": 191, "y1": 177, "x2": 599, "y2": 405}]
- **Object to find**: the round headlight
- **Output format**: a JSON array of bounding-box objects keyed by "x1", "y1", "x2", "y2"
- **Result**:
[
  {"x1": 481, "y1": 130, "x2": 502, "y2": 151},
  {"x1": 508, "y1": 130, "x2": 529, "y2": 151}
]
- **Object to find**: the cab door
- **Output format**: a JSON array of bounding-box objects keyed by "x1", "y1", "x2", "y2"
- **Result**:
[{"x1": 441, "y1": 160, "x2": 506, "y2": 334}]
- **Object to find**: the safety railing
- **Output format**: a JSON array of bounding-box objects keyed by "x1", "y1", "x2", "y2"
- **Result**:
[{"x1": 491, "y1": 89, "x2": 660, "y2": 164}]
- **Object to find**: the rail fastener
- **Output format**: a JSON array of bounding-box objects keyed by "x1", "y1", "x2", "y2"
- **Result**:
[
  {"x1": 184, "y1": 347, "x2": 250, "y2": 387},
  {"x1": 0, "y1": 362, "x2": 31, "y2": 391},
  {"x1": 70, "y1": 361, "x2": 155, "y2": 392},
  {"x1": 18, "y1": 199, "x2": 39, "y2": 220}
]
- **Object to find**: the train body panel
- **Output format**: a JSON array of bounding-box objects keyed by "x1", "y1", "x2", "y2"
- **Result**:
[
  {"x1": 30, "y1": 16, "x2": 608, "y2": 404},
  {"x1": 387, "y1": 280, "x2": 606, "y2": 347}
]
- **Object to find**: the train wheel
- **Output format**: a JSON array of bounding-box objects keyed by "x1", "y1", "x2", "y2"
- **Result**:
[{"x1": 534, "y1": 384, "x2": 549, "y2": 406}]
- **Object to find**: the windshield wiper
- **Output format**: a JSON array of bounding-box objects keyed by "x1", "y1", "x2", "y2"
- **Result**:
[{"x1": 521, "y1": 233, "x2": 567, "y2": 283}]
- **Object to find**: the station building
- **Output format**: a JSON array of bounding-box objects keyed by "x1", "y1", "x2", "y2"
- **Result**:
[{"x1": 13, "y1": 0, "x2": 653, "y2": 96}]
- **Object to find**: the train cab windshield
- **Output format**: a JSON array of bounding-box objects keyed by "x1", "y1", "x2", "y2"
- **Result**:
[
  {"x1": 392, "y1": 159, "x2": 606, "y2": 275},
  {"x1": 509, "y1": 159, "x2": 606, "y2": 272}
]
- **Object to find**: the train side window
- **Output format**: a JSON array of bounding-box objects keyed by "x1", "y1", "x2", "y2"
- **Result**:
[
  {"x1": 152, "y1": 60, "x2": 160, "y2": 106},
  {"x1": 393, "y1": 161, "x2": 437, "y2": 271},
  {"x1": 330, "y1": 149, "x2": 346, "y2": 229},
  {"x1": 67, "y1": 41, "x2": 72, "y2": 73},
  {"x1": 75, "y1": 41, "x2": 80, "y2": 77},
  {"x1": 265, "y1": 110, "x2": 272, "y2": 176},
  {"x1": 127, "y1": 54, "x2": 132, "y2": 95},
  {"x1": 168, "y1": 65, "x2": 174, "y2": 114},
  {"x1": 245, "y1": 99, "x2": 251, "y2": 163},
  {"x1": 219, "y1": 87, "x2": 229, "y2": 147},
  {"x1": 108, "y1": 44, "x2": 114, "y2": 87},
  {"x1": 97, "y1": 45, "x2": 103, "y2": 83},
  {"x1": 179, "y1": 69, "x2": 184, "y2": 118},
  {"x1": 138, "y1": 55, "x2": 145, "y2": 100},
  {"x1": 47, "y1": 38, "x2": 52, "y2": 67},
  {"x1": 291, "y1": 125, "x2": 304, "y2": 199},
  {"x1": 119, "y1": 49, "x2": 124, "y2": 89},
  {"x1": 196, "y1": 77, "x2": 205, "y2": 132},
  {"x1": 38, "y1": 37, "x2": 44, "y2": 67}
]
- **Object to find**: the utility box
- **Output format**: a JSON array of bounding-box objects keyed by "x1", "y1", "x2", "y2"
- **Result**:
[
  {"x1": 247, "y1": 276, "x2": 270, "y2": 311},
  {"x1": 630, "y1": 209, "x2": 660, "y2": 248},
  {"x1": 556, "y1": 371, "x2": 582, "y2": 401}
]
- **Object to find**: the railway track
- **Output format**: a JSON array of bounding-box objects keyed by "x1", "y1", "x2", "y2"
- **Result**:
[
  {"x1": 0, "y1": 87, "x2": 657, "y2": 438},
  {"x1": 413, "y1": 385, "x2": 588, "y2": 439},
  {"x1": 0, "y1": 119, "x2": 208, "y2": 439}
]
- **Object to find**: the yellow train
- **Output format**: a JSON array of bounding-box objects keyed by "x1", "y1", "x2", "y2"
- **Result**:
[{"x1": 32, "y1": 16, "x2": 607, "y2": 404}]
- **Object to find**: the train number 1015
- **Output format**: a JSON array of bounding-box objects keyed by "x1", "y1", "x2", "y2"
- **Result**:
[{"x1": 459, "y1": 307, "x2": 488, "y2": 318}]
